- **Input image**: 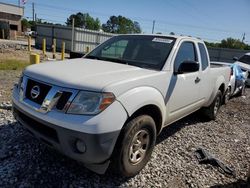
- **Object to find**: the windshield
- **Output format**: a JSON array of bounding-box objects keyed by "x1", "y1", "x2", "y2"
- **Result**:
[
  {"x1": 238, "y1": 55, "x2": 250, "y2": 65},
  {"x1": 85, "y1": 35, "x2": 176, "y2": 70}
]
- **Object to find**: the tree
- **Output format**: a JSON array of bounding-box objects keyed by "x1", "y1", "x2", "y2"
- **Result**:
[
  {"x1": 205, "y1": 37, "x2": 250, "y2": 50},
  {"x1": 66, "y1": 12, "x2": 101, "y2": 30},
  {"x1": 204, "y1": 41, "x2": 220, "y2": 48},
  {"x1": 169, "y1": 32, "x2": 175, "y2": 35},
  {"x1": 21, "y1": 18, "x2": 31, "y2": 31},
  {"x1": 219, "y1": 37, "x2": 246, "y2": 50},
  {"x1": 102, "y1": 15, "x2": 141, "y2": 34}
]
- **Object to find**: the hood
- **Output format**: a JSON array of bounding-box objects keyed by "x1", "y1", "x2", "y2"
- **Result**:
[{"x1": 24, "y1": 58, "x2": 158, "y2": 92}]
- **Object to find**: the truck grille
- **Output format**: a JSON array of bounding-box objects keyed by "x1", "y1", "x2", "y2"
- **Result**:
[
  {"x1": 25, "y1": 79, "x2": 51, "y2": 105},
  {"x1": 21, "y1": 76, "x2": 78, "y2": 113},
  {"x1": 56, "y1": 91, "x2": 72, "y2": 110}
]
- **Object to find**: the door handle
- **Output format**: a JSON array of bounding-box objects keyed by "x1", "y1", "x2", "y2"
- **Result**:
[{"x1": 195, "y1": 77, "x2": 201, "y2": 83}]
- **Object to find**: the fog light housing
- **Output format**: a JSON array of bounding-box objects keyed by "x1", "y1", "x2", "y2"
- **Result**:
[{"x1": 75, "y1": 139, "x2": 86, "y2": 153}]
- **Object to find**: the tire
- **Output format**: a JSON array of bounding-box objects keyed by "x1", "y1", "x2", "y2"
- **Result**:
[
  {"x1": 111, "y1": 115, "x2": 156, "y2": 177},
  {"x1": 239, "y1": 84, "x2": 246, "y2": 96},
  {"x1": 223, "y1": 87, "x2": 231, "y2": 105},
  {"x1": 203, "y1": 90, "x2": 222, "y2": 120}
]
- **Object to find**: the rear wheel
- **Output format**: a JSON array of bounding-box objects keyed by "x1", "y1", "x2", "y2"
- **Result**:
[
  {"x1": 203, "y1": 90, "x2": 222, "y2": 120},
  {"x1": 111, "y1": 115, "x2": 156, "y2": 177},
  {"x1": 239, "y1": 84, "x2": 246, "y2": 96}
]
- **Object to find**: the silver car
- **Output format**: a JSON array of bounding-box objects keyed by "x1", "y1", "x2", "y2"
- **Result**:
[
  {"x1": 234, "y1": 53, "x2": 250, "y2": 86},
  {"x1": 211, "y1": 62, "x2": 248, "y2": 102}
]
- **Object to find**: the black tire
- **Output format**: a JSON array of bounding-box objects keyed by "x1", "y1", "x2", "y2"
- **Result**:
[
  {"x1": 223, "y1": 87, "x2": 231, "y2": 105},
  {"x1": 203, "y1": 90, "x2": 222, "y2": 120},
  {"x1": 239, "y1": 84, "x2": 246, "y2": 96},
  {"x1": 111, "y1": 115, "x2": 156, "y2": 177}
]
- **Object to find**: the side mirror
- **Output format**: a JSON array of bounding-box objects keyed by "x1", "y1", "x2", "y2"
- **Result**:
[
  {"x1": 233, "y1": 57, "x2": 238, "y2": 61},
  {"x1": 175, "y1": 61, "x2": 199, "y2": 74}
]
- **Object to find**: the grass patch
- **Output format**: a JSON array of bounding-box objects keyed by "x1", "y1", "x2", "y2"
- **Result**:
[{"x1": 0, "y1": 59, "x2": 30, "y2": 70}]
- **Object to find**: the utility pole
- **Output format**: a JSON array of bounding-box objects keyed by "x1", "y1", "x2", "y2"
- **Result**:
[
  {"x1": 35, "y1": 13, "x2": 37, "y2": 23},
  {"x1": 152, "y1": 20, "x2": 155, "y2": 34},
  {"x1": 242, "y1": 33, "x2": 246, "y2": 43},
  {"x1": 32, "y1": 2, "x2": 35, "y2": 22},
  {"x1": 71, "y1": 18, "x2": 75, "y2": 51},
  {"x1": 18, "y1": 0, "x2": 20, "y2": 7}
]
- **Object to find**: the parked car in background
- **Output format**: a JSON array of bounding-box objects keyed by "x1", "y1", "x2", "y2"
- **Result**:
[
  {"x1": 211, "y1": 62, "x2": 248, "y2": 102},
  {"x1": 24, "y1": 30, "x2": 36, "y2": 37},
  {"x1": 234, "y1": 53, "x2": 250, "y2": 86}
]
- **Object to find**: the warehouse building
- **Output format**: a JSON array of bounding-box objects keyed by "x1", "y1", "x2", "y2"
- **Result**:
[{"x1": 0, "y1": 2, "x2": 24, "y2": 39}]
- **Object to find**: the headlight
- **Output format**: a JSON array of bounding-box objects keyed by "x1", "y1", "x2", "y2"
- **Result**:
[
  {"x1": 17, "y1": 74, "x2": 23, "y2": 91},
  {"x1": 67, "y1": 91, "x2": 115, "y2": 115}
]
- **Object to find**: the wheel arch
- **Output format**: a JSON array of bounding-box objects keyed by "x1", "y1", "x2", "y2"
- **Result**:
[
  {"x1": 117, "y1": 86, "x2": 166, "y2": 135},
  {"x1": 125, "y1": 104, "x2": 163, "y2": 135}
]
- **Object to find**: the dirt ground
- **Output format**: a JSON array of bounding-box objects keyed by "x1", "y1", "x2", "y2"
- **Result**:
[{"x1": 0, "y1": 39, "x2": 69, "y2": 62}]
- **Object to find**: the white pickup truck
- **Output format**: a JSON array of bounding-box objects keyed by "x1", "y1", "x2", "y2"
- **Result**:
[{"x1": 12, "y1": 35, "x2": 230, "y2": 177}]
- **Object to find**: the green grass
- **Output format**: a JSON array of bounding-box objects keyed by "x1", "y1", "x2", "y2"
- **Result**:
[{"x1": 0, "y1": 59, "x2": 30, "y2": 70}]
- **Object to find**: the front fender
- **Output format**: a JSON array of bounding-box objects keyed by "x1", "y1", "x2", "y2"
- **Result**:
[{"x1": 116, "y1": 87, "x2": 166, "y2": 126}]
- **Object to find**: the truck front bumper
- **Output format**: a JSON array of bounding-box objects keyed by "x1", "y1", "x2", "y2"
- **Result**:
[{"x1": 12, "y1": 86, "x2": 128, "y2": 174}]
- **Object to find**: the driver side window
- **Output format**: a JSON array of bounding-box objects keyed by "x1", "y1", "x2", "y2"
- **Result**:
[
  {"x1": 101, "y1": 40, "x2": 128, "y2": 59},
  {"x1": 174, "y1": 42, "x2": 197, "y2": 72}
]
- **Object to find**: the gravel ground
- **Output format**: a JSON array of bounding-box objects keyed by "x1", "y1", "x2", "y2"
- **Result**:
[{"x1": 0, "y1": 70, "x2": 250, "y2": 188}]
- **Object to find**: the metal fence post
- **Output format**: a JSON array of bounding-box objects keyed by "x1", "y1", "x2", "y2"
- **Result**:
[
  {"x1": 61, "y1": 42, "x2": 65, "y2": 60},
  {"x1": 52, "y1": 38, "x2": 56, "y2": 59},
  {"x1": 1, "y1": 29, "x2": 4, "y2": 39},
  {"x1": 71, "y1": 18, "x2": 75, "y2": 52},
  {"x1": 28, "y1": 36, "x2": 31, "y2": 52},
  {"x1": 42, "y1": 38, "x2": 46, "y2": 56}
]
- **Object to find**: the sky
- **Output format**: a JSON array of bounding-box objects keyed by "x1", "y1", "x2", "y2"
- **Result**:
[{"x1": 1, "y1": 0, "x2": 250, "y2": 44}]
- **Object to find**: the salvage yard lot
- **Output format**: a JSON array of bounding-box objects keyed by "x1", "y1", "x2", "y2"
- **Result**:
[{"x1": 0, "y1": 69, "x2": 249, "y2": 187}]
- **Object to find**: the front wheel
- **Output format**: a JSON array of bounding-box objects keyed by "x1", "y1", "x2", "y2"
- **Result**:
[
  {"x1": 202, "y1": 90, "x2": 222, "y2": 120},
  {"x1": 111, "y1": 115, "x2": 156, "y2": 177}
]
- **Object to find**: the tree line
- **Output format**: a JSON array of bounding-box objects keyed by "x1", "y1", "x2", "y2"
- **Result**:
[
  {"x1": 21, "y1": 12, "x2": 250, "y2": 50},
  {"x1": 65, "y1": 13, "x2": 141, "y2": 34},
  {"x1": 205, "y1": 38, "x2": 250, "y2": 50}
]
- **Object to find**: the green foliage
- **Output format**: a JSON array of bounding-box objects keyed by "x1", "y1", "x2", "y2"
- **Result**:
[
  {"x1": 102, "y1": 15, "x2": 141, "y2": 34},
  {"x1": 66, "y1": 12, "x2": 101, "y2": 30},
  {"x1": 0, "y1": 59, "x2": 30, "y2": 70},
  {"x1": 21, "y1": 18, "x2": 31, "y2": 29},
  {"x1": 204, "y1": 41, "x2": 220, "y2": 48},
  {"x1": 205, "y1": 37, "x2": 250, "y2": 50},
  {"x1": 219, "y1": 37, "x2": 250, "y2": 50},
  {"x1": 169, "y1": 32, "x2": 175, "y2": 35}
]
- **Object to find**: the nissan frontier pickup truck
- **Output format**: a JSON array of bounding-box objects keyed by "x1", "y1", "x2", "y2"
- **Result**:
[{"x1": 12, "y1": 35, "x2": 230, "y2": 177}]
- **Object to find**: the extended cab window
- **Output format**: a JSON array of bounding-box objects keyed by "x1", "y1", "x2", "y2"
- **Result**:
[
  {"x1": 174, "y1": 42, "x2": 197, "y2": 72},
  {"x1": 198, "y1": 43, "x2": 209, "y2": 70}
]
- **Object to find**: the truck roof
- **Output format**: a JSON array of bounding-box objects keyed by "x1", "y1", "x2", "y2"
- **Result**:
[{"x1": 118, "y1": 34, "x2": 204, "y2": 43}]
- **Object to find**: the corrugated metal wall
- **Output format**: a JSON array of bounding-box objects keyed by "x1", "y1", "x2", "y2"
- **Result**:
[
  {"x1": 36, "y1": 24, "x2": 114, "y2": 53},
  {"x1": 208, "y1": 47, "x2": 249, "y2": 63},
  {"x1": 36, "y1": 24, "x2": 249, "y2": 61}
]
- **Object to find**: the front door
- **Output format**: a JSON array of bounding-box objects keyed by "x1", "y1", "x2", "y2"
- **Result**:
[{"x1": 166, "y1": 41, "x2": 202, "y2": 123}]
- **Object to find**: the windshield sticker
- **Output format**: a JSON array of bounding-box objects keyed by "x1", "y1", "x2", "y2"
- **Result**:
[{"x1": 152, "y1": 38, "x2": 173, "y2": 43}]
